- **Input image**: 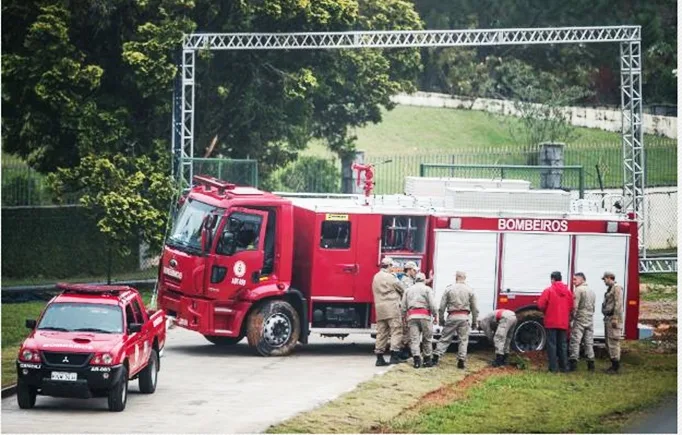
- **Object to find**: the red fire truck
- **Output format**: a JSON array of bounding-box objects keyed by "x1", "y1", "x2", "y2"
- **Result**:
[{"x1": 157, "y1": 174, "x2": 640, "y2": 356}]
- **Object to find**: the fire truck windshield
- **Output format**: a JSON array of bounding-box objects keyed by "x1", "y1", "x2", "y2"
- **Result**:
[{"x1": 167, "y1": 198, "x2": 225, "y2": 254}]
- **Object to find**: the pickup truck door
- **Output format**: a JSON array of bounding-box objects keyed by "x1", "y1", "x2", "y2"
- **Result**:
[
  {"x1": 123, "y1": 302, "x2": 142, "y2": 375},
  {"x1": 204, "y1": 207, "x2": 269, "y2": 300},
  {"x1": 131, "y1": 296, "x2": 152, "y2": 371}
]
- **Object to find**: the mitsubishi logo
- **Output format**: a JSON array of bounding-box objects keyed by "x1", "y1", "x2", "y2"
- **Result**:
[
  {"x1": 169, "y1": 258, "x2": 178, "y2": 268},
  {"x1": 62, "y1": 356, "x2": 69, "y2": 363}
]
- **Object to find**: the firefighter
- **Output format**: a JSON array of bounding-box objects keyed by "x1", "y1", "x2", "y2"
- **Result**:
[
  {"x1": 372, "y1": 257, "x2": 406, "y2": 366},
  {"x1": 568, "y1": 272, "x2": 596, "y2": 372},
  {"x1": 432, "y1": 271, "x2": 478, "y2": 369},
  {"x1": 398, "y1": 261, "x2": 419, "y2": 360},
  {"x1": 478, "y1": 309, "x2": 517, "y2": 367},
  {"x1": 601, "y1": 271, "x2": 624, "y2": 374},
  {"x1": 401, "y1": 272, "x2": 437, "y2": 368}
]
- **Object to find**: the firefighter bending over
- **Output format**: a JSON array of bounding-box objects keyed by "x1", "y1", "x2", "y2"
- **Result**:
[
  {"x1": 478, "y1": 309, "x2": 517, "y2": 367},
  {"x1": 401, "y1": 272, "x2": 437, "y2": 368},
  {"x1": 372, "y1": 257, "x2": 406, "y2": 366},
  {"x1": 569, "y1": 272, "x2": 596, "y2": 372},
  {"x1": 601, "y1": 271, "x2": 624, "y2": 374},
  {"x1": 432, "y1": 271, "x2": 479, "y2": 368}
]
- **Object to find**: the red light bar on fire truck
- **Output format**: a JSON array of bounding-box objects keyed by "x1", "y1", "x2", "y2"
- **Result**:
[{"x1": 192, "y1": 175, "x2": 236, "y2": 194}]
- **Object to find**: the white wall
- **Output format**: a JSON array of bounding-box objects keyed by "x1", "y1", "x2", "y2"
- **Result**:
[{"x1": 390, "y1": 91, "x2": 678, "y2": 139}]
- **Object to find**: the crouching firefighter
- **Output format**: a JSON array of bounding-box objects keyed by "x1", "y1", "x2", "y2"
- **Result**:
[
  {"x1": 478, "y1": 309, "x2": 518, "y2": 367},
  {"x1": 401, "y1": 272, "x2": 437, "y2": 368}
]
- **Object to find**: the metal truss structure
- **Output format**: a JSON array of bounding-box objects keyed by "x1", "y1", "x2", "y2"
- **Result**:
[
  {"x1": 639, "y1": 257, "x2": 678, "y2": 274},
  {"x1": 172, "y1": 25, "x2": 671, "y2": 272}
]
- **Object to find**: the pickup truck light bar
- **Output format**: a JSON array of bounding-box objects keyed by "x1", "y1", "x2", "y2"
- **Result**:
[{"x1": 56, "y1": 283, "x2": 134, "y2": 295}]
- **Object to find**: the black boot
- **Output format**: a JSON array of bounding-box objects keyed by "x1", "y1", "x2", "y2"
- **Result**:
[
  {"x1": 491, "y1": 353, "x2": 505, "y2": 367},
  {"x1": 605, "y1": 358, "x2": 619, "y2": 374},
  {"x1": 431, "y1": 354, "x2": 440, "y2": 366},
  {"x1": 389, "y1": 351, "x2": 402, "y2": 364},
  {"x1": 375, "y1": 354, "x2": 389, "y2": 367},
  {"x1": 423, "y1": 356, "x2": 433, "y2": 368},
  {"x1": 568, "y1": 359, "x2": 578, "y2": 372},
  {"x1": 457, "y1": 359, "x2": 465, "y2": 369},
  {"x1": 399, "y1": 346, "x2": 411, "y2": 361},
  {"x1": 413, "y1": 356, "x2": 422, "y2": 368},
  {"x1": 503, "y1": 354, "x2": 509, "y2": 365}
]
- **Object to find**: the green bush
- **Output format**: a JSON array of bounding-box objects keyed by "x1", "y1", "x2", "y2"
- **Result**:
[
  {"x1": 274, "y1": 156, "x2": 341, "y2": 193},
  {"x1": 1, "y1": 167, "x2": 53, "y2": 206}
]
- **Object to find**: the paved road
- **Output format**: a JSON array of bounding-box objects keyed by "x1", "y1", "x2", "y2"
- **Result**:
[
  {"x1": 624, "y1": 396, "x2": 677, "y2": 434},
  {"x1": 2, "y1": 328, "x2": 389, "y2": 433}
]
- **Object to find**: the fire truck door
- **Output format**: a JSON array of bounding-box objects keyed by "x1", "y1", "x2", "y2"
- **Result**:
[
  {"x1": 206, "y1": 208, "x2": 269, "y2": 298},
  {"x1": 573, "y1": 234, "x2": 629, "y2": 339},
  {"x1": 432, "y1": 231, "x2": 499, "y2": 321},
  {"x1": 316, "y1": 214, "x2": 357, "y2": 298}
]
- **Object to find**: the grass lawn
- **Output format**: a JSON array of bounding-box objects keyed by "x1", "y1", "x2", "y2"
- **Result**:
[
  {"x1": 1, "y1": 268, "x2": 157, "y2": 288},
  {"x1": 301, "y1": 106, "x2": 676, "y2": 192},
  {"x1": 267, "y1": 342, "x2": 676, "y2": 434},
  {"x1": 1, "y1": 290, "x2": 154, "y2": 387}
]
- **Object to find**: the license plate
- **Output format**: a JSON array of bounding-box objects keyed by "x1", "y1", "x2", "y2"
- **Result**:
[{"x1": 51, "y1": 371, "x2": 77, "y2": 381}]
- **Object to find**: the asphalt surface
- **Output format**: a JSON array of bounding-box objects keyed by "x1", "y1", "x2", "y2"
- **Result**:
[
  {"x1": 1, "y1": 328, "x2": 389, "y2": 433},
  {"x1": 623, "y1": 396, "x2": 678, "y2": 434}
]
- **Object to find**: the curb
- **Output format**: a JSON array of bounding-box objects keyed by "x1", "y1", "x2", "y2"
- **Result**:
[{"x1": 2, "y1": 384, "x2": 17, "y2": 398}]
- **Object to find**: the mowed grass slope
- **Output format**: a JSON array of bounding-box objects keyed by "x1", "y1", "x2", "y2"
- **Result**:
[{"x1": 304, "y1": 106, "x2": 666, "y2": 157}]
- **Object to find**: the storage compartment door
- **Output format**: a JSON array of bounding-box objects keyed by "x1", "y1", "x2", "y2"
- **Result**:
[
  {"x1": 433, "y1": 231, "x2": 499, "y2": 317},
  {"x1": 574, "y1": 234, "x2": 629, "y2": 338},
  {"x1": 501, "y1": 233, "x2": 571, "y2": 294}
]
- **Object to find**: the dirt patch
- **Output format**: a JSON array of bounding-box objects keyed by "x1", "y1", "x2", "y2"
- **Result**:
[{"x1": 639, "y1": 301, "x2": 677, "y2": 323}]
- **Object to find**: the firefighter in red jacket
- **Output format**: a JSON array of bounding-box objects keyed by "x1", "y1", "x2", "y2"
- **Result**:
[{"x1": 538, "y1": 271, "x2": 573, "y2": 373}]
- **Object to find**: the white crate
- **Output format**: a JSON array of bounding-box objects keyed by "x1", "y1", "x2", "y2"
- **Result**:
[
  {"x1": 445, "y1": 187, "x2": 572, "y2": 213},
  {"x1": 404, "y1": 177, "x2": 530, "y2": 197}
]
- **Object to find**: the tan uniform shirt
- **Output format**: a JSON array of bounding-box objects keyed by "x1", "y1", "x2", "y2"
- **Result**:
[
  {"x1": 572, "y1": 283, "x2": 596, "y2": 327},
  {"x1": 372, "y1": 269, "x2": 404, "y2": 321},
  {"x1": 399, "y1": 274, "x2": 416, "y2": 290},
  {"x1": 602, "y1": 282, "x2": 624, "y2": 326},
  {"x1": 438, "y1": 282, "x2": 479, "y2": 325},
  {"x1": 401, "y1": 282, "x2": 437, "y2": 320}
]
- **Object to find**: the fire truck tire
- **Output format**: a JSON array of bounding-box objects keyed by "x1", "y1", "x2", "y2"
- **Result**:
[
  {"x1": 512, "y1": 310, "x2": 547, "y2": 353},
  {"x1": 138, "y1": 349, "x2": 159, "y2": 394},
  {"x1": 246, "y1": 300, "x2": 300, "y2": 357},
  {"x1": 16, "y1": 381, "x2": 36, "y2": 409},
  {"x1": 107, "y1": 366, "x2": 128, "y2": 412},
  {"x1": 203, "y1": 335, "x2": 244, "y2": 346}
]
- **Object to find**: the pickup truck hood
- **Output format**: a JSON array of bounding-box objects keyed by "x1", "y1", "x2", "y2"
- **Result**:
[{"x1": 25, "y1": 331, "x2": 123, "y2": 353}]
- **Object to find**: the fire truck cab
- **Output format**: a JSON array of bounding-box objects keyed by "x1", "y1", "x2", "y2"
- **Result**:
[{"x1": 157, "y1": 175, "x2": 640, "y2": 356}]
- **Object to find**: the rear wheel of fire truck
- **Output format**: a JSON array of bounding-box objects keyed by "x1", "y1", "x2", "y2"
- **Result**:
[
  {"x1": 108, "y1": 366, "x2": 128, "y2": 412},
  {"x1": 203, "y1": 335, "x2": 244, "y2": 346},
  {"x1": 16, "y1": 381, "x2": 36, "y2": 409},
  {"x1": 512, "y1": 310, "x2": 546, "y2": 352},
  {"x1": 138, "y1": 349, "x2": 159, "y2": 394},
  {"x1": 246, "y1": 300, "x2": 300, "y2": 357}
]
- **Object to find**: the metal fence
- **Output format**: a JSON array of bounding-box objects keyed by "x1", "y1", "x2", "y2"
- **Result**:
[{"x1": 188, "y1": 158, "x2": 259, "y2": 187}]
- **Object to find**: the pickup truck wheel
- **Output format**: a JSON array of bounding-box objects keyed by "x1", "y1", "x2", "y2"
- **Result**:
[
  {"x1": 246, "y1": 300, "x2": 300, "y2": 357},
  {"x1": 513, "y1": 310, "x2": 546, "y2": 352},
  {"x1": 204, "y1": 335, "x2": 244, "y2": 346},
  {"x1": 108, "y1": 366, "x2": 128, "y2": 412},
  {"x1": 138, "y1": 349, "x2": 159, "y2": 394},
  {"x1": 16, "y1": 381, "x2": 36, "y2": 409}
]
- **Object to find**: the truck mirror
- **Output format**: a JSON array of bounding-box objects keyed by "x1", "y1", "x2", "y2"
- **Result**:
[
  {"x1": 128, "y1": 323, "x2": 143, "y2": 334},
  {"x1": 25, "y1": 319, "x2": 37, "y2": 329}
]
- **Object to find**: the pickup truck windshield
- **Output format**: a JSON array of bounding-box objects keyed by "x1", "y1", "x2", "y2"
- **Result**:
[
  {"x1": 168, "y1": 198, "x2": 225, "y2": 253},
  {"x1": 37, "y1": 303, "x2": 124, "y2": 334}
]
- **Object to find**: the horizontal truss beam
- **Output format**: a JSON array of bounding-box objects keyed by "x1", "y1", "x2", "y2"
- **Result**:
[{"x1": 184, "y1": 26, "x2": 640, "y2": 50}]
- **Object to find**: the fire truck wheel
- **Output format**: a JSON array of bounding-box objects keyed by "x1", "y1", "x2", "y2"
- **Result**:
[
  {"x1": 16, "y1": 381, "x2": 36, "y2": 409},
  {"x1": 203, "y1": 335, "x2": 244, "y2": 346},
  {"x1": 138, "y1": 349, "x2": 159, "y2": 394},
  {"x1": 512, "y1": 310, "x2": 547, "y2": 352},
  {"x1": 246, "y1": 300, "x2": 300, "y2": 357},
  {"x1": 107, "y1": 366, "x2": 128, "y2": 412}
]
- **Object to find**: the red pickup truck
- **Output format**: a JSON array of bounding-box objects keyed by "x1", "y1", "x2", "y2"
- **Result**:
[{"x1": 16, "y1": 283, "x2": 166, "y2": 412}]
